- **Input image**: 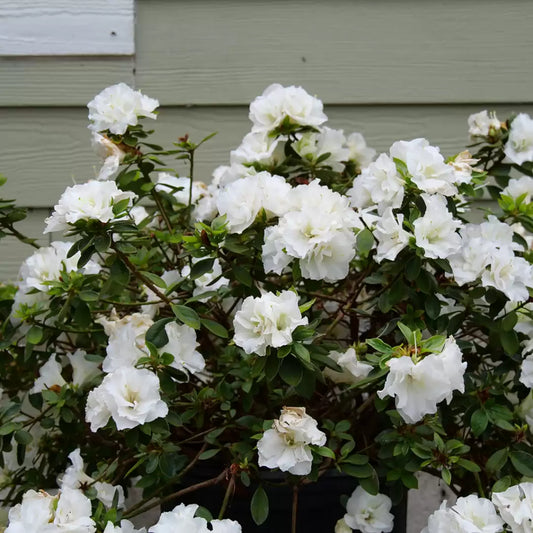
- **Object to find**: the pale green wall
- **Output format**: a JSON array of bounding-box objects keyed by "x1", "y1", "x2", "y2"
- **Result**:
[{"x1": 2, "y1": 0, "x2": 533, "y2": 280}]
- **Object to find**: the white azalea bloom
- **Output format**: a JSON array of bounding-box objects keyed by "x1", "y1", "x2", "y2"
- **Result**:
[
  {"x1": 293, "y1": 127, "x2": 350, "y2": 172},
  {"x1": 98, "y1": 311, "x2": 154, "y2": 372},
  {"x1": 502, "y1": 176, "x2": 533, "y2": 204},
  {"x1": 233, "y1": 290, "x2": 308, "y2": 356},
  {"x1": 346, "y1": 132, "x2": 376, "y2": 169},
  {"x1": 67, "y1": 349, "x2": 101, "y2": 388},
  {"x1": 518, "y1": 392, "x2": 533, "y2": 429},
  {"x1": 249, "y1": 83, "x2": 327, "y2": 133},
  {"x1": 373, "y1": 209, "x2": 411, "y2": 262},
  {"x1": 257, "y1": 407, "x2": 326, "y2": 475},
  {"x1": 6, "y1": 489, "x2": 55, "y2": 533},
  {"x1": 343, "y1": 486, "x2": 394, "y2": 533},
  {"x1": 230, "y1": 131, "x2": 285, "y2": 166},
  {"x1": 468, "y1": 110, "x2": 501, "y2": 138},
  {"x1": 481, "y1": 249, "x2": 532, "y2": 303},
  {"x1": 216, "y1": 171, "x2": 291, "y2": 233},
  {"x1": 421, "y1": 501, "x2": 462, "y2": 533},
  {"x1": 130, "y1": 205, "x2": 152, "y2": 227},
  {"x1": 449, "y1": 151, "x2": 478, "y2": 185},
  {"x1": 348, "y1": 154, "x2": 405, "y2": 214},
  {"x1": 324, "y1": 347, "x2": 373, "y2": 384},
  {"x1": 505, "y1": 113, "x2": 533, "y2": 165},
  {"x1": 210, "y1": 519, "x2": 242, "y2": 533},
  {"x1": 18, "y1": 241, "x2": 100, "y2": 293},
  {"x1": 520, "y1": 340, "x2": 533, "y2": 387},
  {"x1": 262, "y1": 225, "x2": 293, "y2": 274},
  {"x1": 88, "y1": 82, "x2": 159, "y2": 135},
  {"x1": 149, "y1": 503, "x2": 209, "y2": 533},
  {"x1": 60, "y1": 449, "x2": 125, "y2": 509},
  {"x1": 390, "y1": 138, "x2": 458, "y2": 196},
  {"x1": 377, "y1": 336, "x2": 466, "y2": 423},
  {"x1": 91, "y1": 132, "x2": 126, "y2": 181},
  {"x1": 31, "y1": 355, "x2": 66, "y2": 393},
  {"x1": 212, "y1": 163, "x2": 258, "y2": 188},
  {"x1": 85, "y1": 367, "x2": 168, "y2": 431},
  {"x1": 413, "y1": 194, "x2": 462, "y2": 259},
  {"x1": 155, "y1": 173, "x2": 209, "y2": 209},
  {"x1": 103, "y1": 520, "x2": 146, "y2": 533},
  {"x1": 451, "y1": 495, "x2": 504, "y2": 533},
  {"x1": 160, "y1": 322, "x2": 205, "y2": 375},
  {"x1": 44, "y1": 181, "x2": 137, "y2": 234},
  {"x1": 335, "y1": 518, "x2": 353, "y2": 533},
  {"x1": 53, "y1": 486, "x2": 96, "y2": 532},
  {"x1": 492, "y1": 482, "x2": 533, "y2": 533}
]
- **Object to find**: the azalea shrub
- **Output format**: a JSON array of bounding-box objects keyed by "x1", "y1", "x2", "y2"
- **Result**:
[{"x1": 1, "y1": 83, "x2": 533, "y2": 533}]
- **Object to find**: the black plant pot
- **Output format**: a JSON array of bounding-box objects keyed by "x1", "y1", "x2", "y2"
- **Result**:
[{"x1": 165, "y1": 468, "x2": 407, "y2": 533}]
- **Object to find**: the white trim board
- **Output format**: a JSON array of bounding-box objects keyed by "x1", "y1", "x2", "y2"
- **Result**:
[{"x1": 0, "y1": 0, "x2": 134, "y2": 56}]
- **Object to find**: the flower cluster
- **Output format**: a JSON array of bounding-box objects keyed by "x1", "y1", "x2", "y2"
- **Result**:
[{"x1": 2, "y1": 83, "x2": 533, "y2": 532}]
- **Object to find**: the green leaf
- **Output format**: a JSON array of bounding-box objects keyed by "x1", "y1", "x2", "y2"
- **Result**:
[
  {"x1": 441, "y1": 467, "x2": 452, "y2": 485},
  {"x1": 500, "y1": 330, "x2": 520, "y2": 355},
  {"x1": 315, "y1": 447, "x2": 336, "y2": 459},
  {"x1": 172, "y1": 305, "x2": 201, "y2": 329},
  {"x1": 397, "y1": 322, "x2": 415, "y2": 345},
  {"x1": 190, "y1": 258, "x2": 215, "y2": 280},
  {"x1": 509, "y1": 450, "x2": 533, "y2": 477},
  {"x1": 14, "y1": 430, "x2": 33, "y2": 446},
  {"x1": 299, "y1": 298, "x2": 315, "y2": 313},
  {"x1": 140, "y1": 271, "x2": 168, "y2": 289},
  {"x1": 199, "y1": 449, "x2": 220, "y2": 461},
  {"x1": 359, "y1": 466, "x2": 379, "y2": 495},
  {"x1": 79, "y1": 291, "x2": 99, "y2": 302},
  {"x1": 456, "y1": 459, "x2": 481, "y2": 473},
  {"x1": 341, "y1": 463, "x2": 373, "y2": 478},
  {"x1": 279, "y1": 357, "x2": 303, "y2": 387},
  {"x1": 200, "y1": 318, "x2": 229, "y2": 338},
  {"x1": 486, "y1": 448, "x2": 508, "y2": 473},
  {"x1": 470, "y1": 409, "x2": 489, "y2": 437},
  {"x1": 356, "y1": 228, "x2": 374, "y2": 254},
  {"x1": 94, "y1": 234, "x2": 111, "y2": 253},
  {"x1": 405, "y1": 256, "x2": 421, "y2": 281},
  {"x1": 232, "y1": 264, "x2": 253, "y2": 288},
  {"x1": 26, "y1": 325, "x2": 43, "y2": 345},
  {"x1": 366, "y1": 338, "x2": 393, "y2": 354},
  {"x1": 145, "y1": 318, "x2": 174, "y2": 348},
  {"x1": 112, "y1": 198, "x2": 131, "y2": 216},
  {"x1": 0, "y1": 422, "x2": 21, "y2": 435},
  {"x1": 492, "y1": 476, "x2": 512, "y2": 493},
  {"x1": 250, "y1": 486, "x2": 269, "y2": 525}
]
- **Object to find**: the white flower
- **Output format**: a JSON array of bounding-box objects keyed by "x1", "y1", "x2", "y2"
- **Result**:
[
  {"x1": 468, "y1": 111, "x2": 501, "y2": 138},
  {"x1": 335, "y1": 518, "x2": 353, "y2": 533},
  {"x1": 233, "y1": 291, "x2": 308, "y2": 356},
  {"x1": 160, "y1": 322, "x2": 205, "y2": 375},
  {"x1": 249, "y1": 83, "x2": 327, "y2": 133},
  {"x1": 502, "y1": 176, "x2": 533, "y2": 204},
  {"x1": 155, "y1": 173, "x2": 208, "y2": 208},
  {"x1": 210, "y1": 519, "x2": 242, "y2": 533},
  {"x1": 18, "y1": 241, "x2": 100, "y2": 293},
  {"x1": 67, "y1": 349, "x2": 101, "y2": 388},
  {"x1": 324, "y1": 347, "x2": 373, "y2": 384},
  {"x1": 91, "y1": 133, "x2": 126, "y2": 181},
  {"x1": 212, "y1": 163, "x2": 258, "y2": 188},
  {"x1": 216, "y1": 171, "x2": 291, "y2": 233},
  {"x1": 346, "y1": 132, "x2": 376, "y2": 169},
  {"x1": 60, "y1": 449, "x2": 125, "y2": 509},
  {"x1": 86, "y1": 367, "x2": 168, "y2": 431},
  {"x1": 293, "y1": 127, "x2": 350, "y2": 171},
  {"x1": 449, "y1": 151, "x2": 478, "y2": 185},
  {"x1": 257, "y1": 407, "x2": 326, "y2": 475},
  {"x1": 518, "y1": 392, "x2": 533, "y2": 429},
  {"x1": 377, "y1": 337, "x2": 466, "y2": 423},
  {"x1": 348, "y1": 154, "x2": 404, "y2": 214},
  {"x1": 262, "y1": 181, "x2": 361, "y2": 282},
  {"x1": 413, "y1": 194, "x2": 462, "y2": 259},
  {"x1": 88, "y1": 82, "x2": 159, "y2": 135},
  {"x1": 230, "y1": 131, "x2": 285, "y2": 167},
  {"x1": 149, "y1": 503, "x2": 209, "y2": 533},
  {"x1": 6, "y1": 489, "x2": 55, "y2": 533},
  {"x1": 53, "y1": 486, "x2": 96, "y2": 532},
  {"x1": 492, "y1": 482, "x2": 533, "y2": 533},
  {"x1": 373, "y1": 209, "x2": 411, "y2": 263},
  {"x1": 421, "y1": 501, "x2": 462, "y2": 533},
  {"x1": 130, "y1": 205, "x2": 151, "y2": 226},
  {"x1": 505, "y1": 113, "x2": 533, "y2": 165},
  {"x1": 343, "y1": 486, "x2": 394, "y2": 533},
  {"x1": 103, "y1": 520, "x2": 146, "y2": 533},
  {"x1": 390, "y1": 138, "x2": 458, "y2": 196},
  {"x1": 44, "y1": 181, "x2": 137, "y2": 234},
  {"x1": 451, "y1": 495, "x2": 504, "y2": 533},
  {"x1": 31, "y1": 355, "x2": 66, "y2": 393},
  {"x1": 98, "y1": 311, "x2": 154, "y2": 372},
  {"x1": 520, "y1": 340, "x2": 533, "y2": 387}
]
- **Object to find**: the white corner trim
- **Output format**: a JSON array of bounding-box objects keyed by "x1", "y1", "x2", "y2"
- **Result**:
[{"x1": 0, "y1": 0, "x2": 134, "y2": 56}]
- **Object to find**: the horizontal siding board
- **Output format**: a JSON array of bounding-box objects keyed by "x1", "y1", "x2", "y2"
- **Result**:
[
  {"x1": 0, "y1": 57, "x2": 134, "y2": 106},
  {"x1": 0, "y1": 0, "x2": 134, "y2": 56},
  {"x1": 0, "y1": 209, "x2": 50, "y2": 282},
  {"x1": 2, "y1": 104, "x2": 532, "y2": 207},
  {"x1": 136, "y1": 0, "x2": 533, "y2": 105}
]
